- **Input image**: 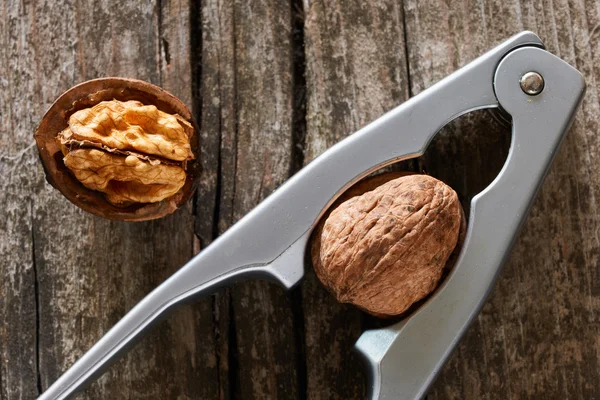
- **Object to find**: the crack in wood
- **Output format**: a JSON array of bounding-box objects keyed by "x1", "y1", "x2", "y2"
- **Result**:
[
  {"x1": 290, "y1": 1, "x2": 308, "y2": 398},
  {"x1": 157, "y1": 0, "x2": 164, "y2": 84},
  {"x1": 227, "y1": 291, "x2": 238, "y2": 399},
  {"x1": 229, "y1": 1, "x2": 239, "y2": 226},
  {"x1": 400, "y1": 1, "x2": 413, "y2": 98},
  {"x1": 189, "y1": 0, "x2": 202, "y2": 231},
  {"x1": 209, "y1": 296, "x2": 224, "y2": 399},
  {"x1": 162, "y1": 37, "x2": 171, "y2": 66},
  {"x1": 290, "y1": 0, "x2": 307, "y2": 177},
  {"x1": 30, "y1": 206, "x2": 42, "y2": 395},
  {"x1": 227, "y1": 4, "x2": 239, "y2": 397},
  {"x1": 190, "y1": 0, "x2": 232, "y2": 398},
  {"x1": 214, "y1": 123, "x2": 224, "y2": 240}
]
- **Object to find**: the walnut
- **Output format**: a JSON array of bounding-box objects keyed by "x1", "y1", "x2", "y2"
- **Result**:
[
  {"x1": 311, "y1": 172, "x2": 464, "y2": 317},
  {"x1": 35, "y1": 78, "x2": 200, "y2": 221},
  {"x1": 61, "y1": 100, "x2": 194, "y2": 161},
  {"x1": 62, "y1": 149, "x2": 187, "y2": 204},
  {"x1": 56, "y1": 99, "x2": 193, "y2": 205}
]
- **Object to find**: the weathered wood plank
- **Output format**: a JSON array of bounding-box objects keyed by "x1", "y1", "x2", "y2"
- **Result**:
[
  {"x1": 302, "y1": 1, "x2": 410, "y2": 398},
  {"x1": 195, "y1": 0, "x2": 237, "y2": 398},
  {"x1": 403, "y1": 1, "x2": 600, "y2": 398},
  {"x1": 159, "y1": 1, "x2": 221, "y2": 399},
  {"x1": 228, "y1": 0, "x2": 300, "y2": 397},
  {"x1": 0, "y1": 0, "x2": 217, "y2": 398},
  {"x1": 0, "y1": 0, "x2": 41, "y2": 398},
  {"x1": 197, "y1": 0, "x2": 301, "y2": 398}
]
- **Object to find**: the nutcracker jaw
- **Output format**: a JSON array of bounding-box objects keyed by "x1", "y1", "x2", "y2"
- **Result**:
[
  {"x1": 38, "y1": 31, "x2": 585, "y2": 400},
  {"x1": 356, "y1": 39, "x2": 585, "y2": 400}
]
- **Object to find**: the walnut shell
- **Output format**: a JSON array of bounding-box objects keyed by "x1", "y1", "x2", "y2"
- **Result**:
[
  {"x1": 34, "y1": 78, "x2": 200, "y2": 221},
  {"x1": 311, "y1": 173, "x2": 463, "y2": 317}
]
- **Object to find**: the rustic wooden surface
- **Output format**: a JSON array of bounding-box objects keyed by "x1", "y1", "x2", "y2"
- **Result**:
[{"x1": 1, "y1": 0, "x2": 599, "y2": 399}]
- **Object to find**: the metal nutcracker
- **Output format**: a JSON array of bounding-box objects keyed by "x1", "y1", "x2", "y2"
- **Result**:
[{"x1": 39, "y1": 31, "x2": 586, "y2": 399}]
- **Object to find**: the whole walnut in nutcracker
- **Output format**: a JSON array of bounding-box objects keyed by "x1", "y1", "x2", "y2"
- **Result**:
[
  {"x1": 35, "y1": 78, "x2": 200, "y2": 221},
  {"x1": 311, "y1": 172, "x2": 464, "y2": 317}
]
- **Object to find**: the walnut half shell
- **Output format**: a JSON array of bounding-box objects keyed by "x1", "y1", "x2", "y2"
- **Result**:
[
  {"x1": 311, "y1": 172, "x2": 464, "y2": 317},
  {"x1": 35, "y1": 78, "x2": 200, "y2": 221}
]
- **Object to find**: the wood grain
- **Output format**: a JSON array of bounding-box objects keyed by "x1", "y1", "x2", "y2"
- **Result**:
[
  {"x1": 195, "y1": 0, "x2": 236, "y2": 398},
  {"x1": 197, "y1": 0, "x2": 301, "y2": 398},
  {"x1": 0, "y1": 0, "x2": 41, "y2": 398},
  {"x1": 0, "y1": 0, "x2": 216, "y2": 398},
  {"x1": 228, "y1": 0, "x2": 301, "y2": 396},
  {"x1": 159, "y1": 1, "x2": 221, "y2": 399},
  {"x1": 302, "y1": 1, "x2": 410, "y2": 398}
]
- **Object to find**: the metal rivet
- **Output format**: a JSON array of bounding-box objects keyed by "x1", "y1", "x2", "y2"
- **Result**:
[{"x1": 520, "y1": 71, "x2": 544, "y2": 96}]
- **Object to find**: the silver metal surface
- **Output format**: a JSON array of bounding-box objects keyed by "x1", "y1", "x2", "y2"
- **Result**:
[
  {"x1": 355, "y1": 46, "x2": 585, "y2": 400},
  {"x1": 520, "y1": 71, "x2": 545, "y2": 95},
  {"x1": 38, "y1": 31, "x2": 585, "y2": 400}
]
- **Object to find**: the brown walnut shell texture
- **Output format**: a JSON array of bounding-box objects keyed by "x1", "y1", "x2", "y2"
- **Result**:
[
  {"x1": 311, "y1": 172, "x2": 463, "y2": 317},
  {"x1": 35, "y1": 78, "x2": 200, "y2": 221}
]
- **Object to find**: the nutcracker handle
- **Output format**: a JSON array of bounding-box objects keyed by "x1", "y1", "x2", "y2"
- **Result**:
[{"x1": 35, "y1": 250, "x2": 260, "y2": 399}]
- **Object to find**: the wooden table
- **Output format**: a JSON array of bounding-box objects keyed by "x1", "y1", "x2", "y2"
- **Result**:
[{"x1": 2, "y1": 1, "x2": 599, "y2": 399}]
